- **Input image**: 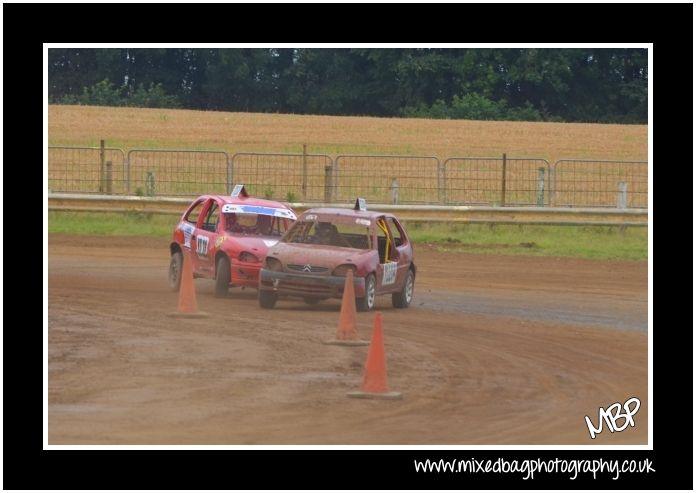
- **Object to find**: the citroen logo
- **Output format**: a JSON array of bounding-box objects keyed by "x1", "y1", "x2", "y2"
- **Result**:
[{"x1": 303, "y1": 264, "x2": 312, "y2": 272}]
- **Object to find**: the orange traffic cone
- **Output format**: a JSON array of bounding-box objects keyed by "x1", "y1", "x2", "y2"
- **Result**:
[
  {"x1": 347, "y1": 312, "x2": 402, "y2": 399},
  {"x1": 323, "y1": 270, "x2": 369, "y2": 346},
  {"x1": 167, "y1": 249, "x2": 208, "y2": 318}
]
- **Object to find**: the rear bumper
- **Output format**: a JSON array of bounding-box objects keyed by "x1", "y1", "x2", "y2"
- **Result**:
[{"x1": 259, "y1": 269, "x2": 365, "y2": 298}]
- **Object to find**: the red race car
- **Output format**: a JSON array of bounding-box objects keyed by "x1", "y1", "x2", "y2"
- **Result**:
[
  {"x1": 169, "y1": 185, "x2": 297, "y2": 297},
  {"x1": 259, "y1": 199, "x2": 416, "y2": 311}
]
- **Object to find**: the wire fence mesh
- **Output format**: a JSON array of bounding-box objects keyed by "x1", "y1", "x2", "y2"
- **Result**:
[
  {"x1": 230, "y1": 153, "x2": 333, "y2": 202},
  {"x1": 48, "y1": 146, "x2": 648, "y2": 208},
  {"x1": 443, "y1": 157, "x2": 551, "y2": 206},
  {"x1": 553, "y1": 160, "x2": 648, "y2": 208},
  {"x1": 48, "y1": 147, "x2": 126, "y2": 194},
  {"x1": 334, "y1": 155, "x2": 440, "y2": 204},
  {"x1": 126, "y1": 149, "x2": 229, "y2": 196}
]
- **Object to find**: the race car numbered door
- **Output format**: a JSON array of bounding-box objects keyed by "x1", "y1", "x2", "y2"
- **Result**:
[
  {"x1": 385, "y1": 216, "x2": 411, "y2": 288},
  {"x1": 189, "y1": 198, "x2": 217, "y2": 275},
  {"x1": 374, "y1": 217, "x2": 401, "y2": 294}
]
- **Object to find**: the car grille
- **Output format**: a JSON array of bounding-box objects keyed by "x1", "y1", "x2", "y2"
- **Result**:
[
  {"x1": 287, "y1": 264, "x2": 329, "y2": 274},
  {"x1": 279, "y1": 281, "x2": 333, "y2": 295}
]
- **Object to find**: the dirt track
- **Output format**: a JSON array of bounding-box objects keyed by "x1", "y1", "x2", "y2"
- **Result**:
[{"x1": 48, "y1": 234, "x2": 648, "y2": 445}]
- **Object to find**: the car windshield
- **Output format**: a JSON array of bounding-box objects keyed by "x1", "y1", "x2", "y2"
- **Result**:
[
  {"x1": 223, "y1": 212, "x2": 289, "y2": 237},
  {"x1": 282, "y1": 216, "x2": 372, "y2": 249}
]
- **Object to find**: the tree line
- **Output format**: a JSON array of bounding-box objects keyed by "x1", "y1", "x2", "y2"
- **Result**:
[{"x1": 48, "y1": 48, "x2": 647, "y2": 123}]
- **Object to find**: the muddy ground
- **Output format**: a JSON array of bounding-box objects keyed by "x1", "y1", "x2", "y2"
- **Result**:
[{"x1": 48, "y1": 234, "x2": 648, "y2": 445}]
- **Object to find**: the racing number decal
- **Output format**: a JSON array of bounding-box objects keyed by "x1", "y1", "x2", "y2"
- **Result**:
[
  {"x1": 196, "y1": 235, "x2": 209, "y2": 257},
  {"x1": 181, "y1": 222, "x2": 195, "y2": 248},
  {"x1": 382, "y1": 261, "x2": 397, "y2": 286}
]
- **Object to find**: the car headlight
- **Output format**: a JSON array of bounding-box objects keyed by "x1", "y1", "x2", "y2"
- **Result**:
[
  {"x1": 332, "y1": 264, "x2": 357, "y2": 276},
  {"x1": 265, "y1": 257, "x2": 283, "y2": 271},
  {"x1": 239, "y1": 251, "x2": 260, "y2": 263}
]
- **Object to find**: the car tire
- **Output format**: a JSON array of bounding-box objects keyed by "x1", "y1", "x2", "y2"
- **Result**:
[
  {"x1": 168, "y1": 251, "x2": 183, "y2": 292},
  {"x1": 259, "y1": 290, "x2": 278, "y2": 309},
  {"x1": 304, "y1": 297, "x2": 321, "y2": 305},
  {"x1": 392, "y1": 269, "x2": 415, "y2": 308},
  {"x1": 356, "y1": 273, "x2": 376, "y2": 312},
  {"x1": 215, "y1": 256, "x2": 231, "y2": 298}
]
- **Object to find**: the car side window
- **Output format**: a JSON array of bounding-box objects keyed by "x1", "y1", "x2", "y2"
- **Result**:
[
  {"x1": 185, "y1": 200, "x2": 206, "y2": 226},
  {"x1": 203, "y1": 202, "x2": 219, "y2": 232},
  {"x1": 270, "y1": 217, "x2": 290, "y2": 236},
  {"x1": 386, "y1": 217, "x2": 405, "y2": 247}
]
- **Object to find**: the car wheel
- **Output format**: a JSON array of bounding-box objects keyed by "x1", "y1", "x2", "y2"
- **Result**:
[
  {"x1": 168, "y1": 251, "x2": 183, "y2": 292},
  {"x1": 356, "y1": 273, "x2": 376, "y2": 312},
  {"x1": 259, "y1": 290, "x2": 278, "y2": 309},
  {"x1": 215, "y1": 256, "x2": 231, "y2": 298},
  {"x1": 304, "y1": 297, "x2": 321, "y2": 305},
  {"x1": 392, "y1": 269, "x2": 415, "y2": 308}
]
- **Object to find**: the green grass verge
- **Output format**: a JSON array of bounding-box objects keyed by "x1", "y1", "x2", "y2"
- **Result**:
[
  {"x1": 406, "y1": 222, "x2": 647, "y2": 260},
  {"x1": 48, "y1": 211, "x2": 647, "y2": 261},
  {"x1": 48, "y1": 211, "x2": 177, "y2": 237}
]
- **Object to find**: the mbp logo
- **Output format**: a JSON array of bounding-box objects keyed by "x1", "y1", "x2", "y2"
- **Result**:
[{"x1": 584, "y1": 397, "x2": 640, "y2": 439}]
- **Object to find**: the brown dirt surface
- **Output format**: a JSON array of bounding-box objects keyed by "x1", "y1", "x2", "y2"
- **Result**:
[{"x1": 48, "y1": 234, "x2": 648, "y2": 445}]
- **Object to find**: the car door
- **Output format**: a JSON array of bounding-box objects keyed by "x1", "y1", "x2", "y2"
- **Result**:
[
  {"x1": 192, "y1": 199, "x2": 219, "y2": 276},
  {"x1": 385, "y1": 216, "x2": 411, "y2": 290},
  {"x1": 374, "y1": 216, "x2": 400, "y2": 294}
]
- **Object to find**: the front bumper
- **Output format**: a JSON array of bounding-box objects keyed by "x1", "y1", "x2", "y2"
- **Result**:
[
  {"x1": 259, "y1": 269, "x2": 365, "y2": 298},
  {"x1": 229, "y1": 259, "x2": 261, "y2": 287}
]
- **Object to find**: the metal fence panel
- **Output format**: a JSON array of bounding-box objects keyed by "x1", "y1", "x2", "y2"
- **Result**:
[
  {"x1": 334, "y1": 155, "x2": 440, "y2": 204},
  {"x1": 127, "y1": 149, "x2": 229, "y2": 196},
  {"x1": 553, "y1": 160, "x2": 648, "y2": 208},
  {"x1": 443, "y1": 157, "x2": 551, "y2": 206},
  {"x1": 48, "y1": 145, "x2": 648, "y2": 209},
  {"x1": 48, "y1": 146, "x2": 126, "y2": 194},
  {"x1": 230, "y1": 153, "x2": 333, "y2": 202}
]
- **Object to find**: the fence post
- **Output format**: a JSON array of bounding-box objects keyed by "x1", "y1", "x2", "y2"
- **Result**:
[
  {"x1": 500, "y1": 153, "x2": 507, "y2": 206},
  {"x1": 438, "y1": 160, "x2": 446, "y2": 204},
  {"x1": 146, "y1": 171, "x2": 156, "y2": 197},
  {"x1": 548, "y1": 164, "x2": 555, "y2": 207},
  {"x1": 324, "y1": 164, "x2": 334, "y2": 203},
  {"x1": 536, "y1": 167, "x2": 545, "y2": 206},
  {"x1": 99, "y1": 139, "x2": 105, "y2": 193},
  {"x1": 617, "y1": 181, "x2": 628, "y2": 209},
  {"x1": 125, "y1": 152, "x2": 131, "y2": 194},
  {"x1": 105, "y1": 161, "x2": 113, "y2": 195},
  {"x1": 333, "y1": 158, "x2": 339, "y2": 202},
  {"x1": 226, "y1": 153, "x2": 233, "y2": 194},
  {"x1": 302, "y1": 144, "x2": 308, "y2": 200},
  {"x1": 391, "y1": 177, "x2": 400, "y2": 205}
]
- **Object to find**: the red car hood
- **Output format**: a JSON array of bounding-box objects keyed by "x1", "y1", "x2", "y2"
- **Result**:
[{"x1": 267, "y1": 242, "x2": 370, "y2": 267}]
